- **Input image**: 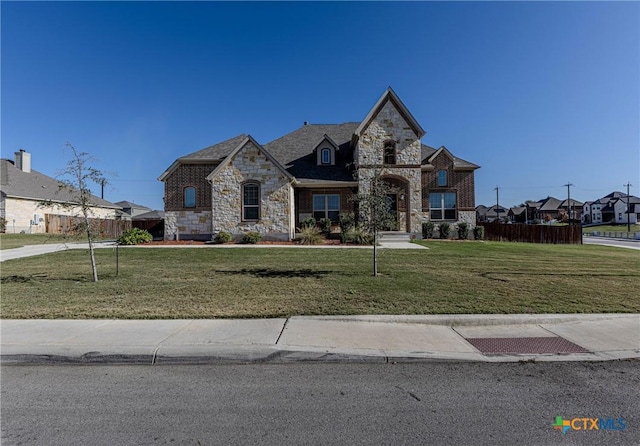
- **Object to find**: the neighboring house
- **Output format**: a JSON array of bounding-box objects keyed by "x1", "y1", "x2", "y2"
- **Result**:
[
  {"x1": 507, "y1": 206, "x2": 526, "y2": 223},
  {"x1": 160, "y1": 88, "x2": 480, "y2": 240},
  {"x1": 132, "y1": 210, "x2": 165, "y2": 240},
  {"x1": 585, "y1": 191, "x2": 639, "y2": 224},
  {"x1": 583, "y1": 201, "x2": 602, "y2": 224},
  {"x1": 536, "y1": 196, "x2": 563, "y2": 221},
  {"x1": 476, "y1": 204, "x2": 509, "y2": 223},
  {"x1": 612, "y1": 197, "x2": 640, "y2": 225},
  {"x1": 115, "y1": 200, "x2": 152, "y2": 219},
  {"x1": 558, "y1": 198, "x2": 583, "y2": 222},
  {"x1": 0, "y1": 150, "x2": 121, "y2": 233}
]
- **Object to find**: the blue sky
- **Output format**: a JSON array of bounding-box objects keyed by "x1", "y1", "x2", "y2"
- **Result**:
[{"x1": 2, "y1": 1, "x2": 638, "y2": 211}]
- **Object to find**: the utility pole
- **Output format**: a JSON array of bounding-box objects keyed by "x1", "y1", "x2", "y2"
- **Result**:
[
  {"x1": 564, "y1": 183, "x2": 573, "y2": 224},
  {"x1": 625, "y1": 182, "x2": 633, "y2": 232},
  {"x1": 494, "y1": 186, "x2": 500, "y2": 222}
]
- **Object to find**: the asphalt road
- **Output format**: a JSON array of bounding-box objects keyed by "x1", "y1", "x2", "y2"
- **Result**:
[
  {"x1": 2, "y1": 361, "x2": 638, "y2": 446},
  {"x1": 583, "y1": 236, "x2": 640, "y2": 250}
]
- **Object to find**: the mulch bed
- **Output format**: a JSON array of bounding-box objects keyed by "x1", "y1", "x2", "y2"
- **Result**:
[{"x1": 146, "y1": 239, "x2": 343, "y2": 246}]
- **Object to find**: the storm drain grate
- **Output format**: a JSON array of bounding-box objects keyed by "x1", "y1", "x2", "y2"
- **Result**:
[{"x1": 466, "y1": 337, "x2": 590, "y2": 354}]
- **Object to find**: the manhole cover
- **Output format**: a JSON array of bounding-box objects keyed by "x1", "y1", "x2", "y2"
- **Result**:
[{"x1": 466, "y1": 337, "x2": 589, "y2": 354}]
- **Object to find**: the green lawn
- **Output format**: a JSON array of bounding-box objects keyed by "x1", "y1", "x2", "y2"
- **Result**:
[
  {"x1": 582, "y1": 224, "x2": 640, "y2": 234},
  {"x1": 0, "y1": 233, "x2": 85, "y2": 250},
  {"x1": 1, "y1": 241, "x2": 638, "y2": 319}
]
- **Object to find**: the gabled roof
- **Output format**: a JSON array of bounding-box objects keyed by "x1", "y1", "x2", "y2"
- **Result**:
[
  {"x1": 158, "y1": 134, "x2": 247, "y2": 181},
  {"x1": 422, "y1": 146, "x2": 480, "y2": 170},
  {"x1": 132, "y1": 210, "x2": 165, "y2": 220},
  {"x1": 559, "y1": 198, "x2": 583, "y2": 208},
  {"x1": 538, "y1": 196, "x2": 563, "y2": 211},
  {"x1": 355, "y1": 87, "x2": 426, "y2": 139},
  {"x1": 0, "y1": 159, "x2": 120, "y2": 209},
  {"x1": 263, "y1": 123, "x2": 358, "y2": 183},
  {"x1": 115, "y1": 200, "x2": 151, "y2": 210},
  {"x1": 207, "y1": 135, "x2": 294, "y2": 182}
]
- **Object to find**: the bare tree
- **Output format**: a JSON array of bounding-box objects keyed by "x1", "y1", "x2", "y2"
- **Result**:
[
  {"x1": 350, "y1": 171, "x2": 399, "y2": 276},
  {"x1": 42, "y1": 143, "x2": 108, "y2": 282}
]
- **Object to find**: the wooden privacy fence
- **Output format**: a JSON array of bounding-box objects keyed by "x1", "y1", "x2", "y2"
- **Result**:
[
  {"x1": 132, "y1": 219, "x2": 164, "y2": 240},
  {"x1": 481, "y1": 222, "x2": 582, "y2": 244},
  {"x1": 45, "y1": 214, "x2": 131, "y2": 239}
]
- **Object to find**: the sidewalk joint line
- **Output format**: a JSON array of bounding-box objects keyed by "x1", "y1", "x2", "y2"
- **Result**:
[{"x1": 275, "y1": 318, "x2": 289, "y2": 345}]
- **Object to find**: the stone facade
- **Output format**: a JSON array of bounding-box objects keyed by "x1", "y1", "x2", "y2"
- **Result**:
[
  {"x1": 161, "y1": 88, "x2": 479, "y2": 240},
  {"x1": 355, "y1": 99, "x2": 425, "y2": 235},
  {"x1": 1, "y1": 197, "x2": 117, "y2": 234},
  {"x1": 209, "y1": 140, "x2": 293, "y2": 240}
]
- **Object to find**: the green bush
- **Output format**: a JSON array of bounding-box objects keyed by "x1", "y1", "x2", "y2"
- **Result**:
[
  {"x1": 118, "y1": 228, "x2": 152, "y2": 245},
  {"x1": 0, "y1": 217, "x2": 6, "y2": 233},
  {"x1": 296, "y1": 226, "x2": 325, "y2": 245},
  {"x1": 339, "y1": 212, "x2": 356, "y2": 233},
  {"x1": 241, "y1": 231, "x2": 262, "y2": 244},
  {"x1": 341, "y1": 227, "x2": 373, "y2": 245},
  {"x1": 318, "y1": 218, "x2": 333, "y2": 234},
  {"x1": 473, "y1": 225, "x2": 485, "y2": 240},
  {"x1": 300, "y1": 217, "x2": 316, "y2": 229},
  {"x1": 438, "y1": 222, "x2": 451, "y2": 239},
  {"x1": 214, "y1": 231, "x2": 232, "y2": 244},
  {"x1": 422, "y1": 221, "x2": 435, "y2": 239},
  {"x1": 456, "y1": 222, "x2": 469, "y2": 240}
]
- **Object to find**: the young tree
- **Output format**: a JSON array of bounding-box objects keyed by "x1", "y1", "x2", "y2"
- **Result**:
[
  {"x1": 350, "y1": 171, "x2": 399, "y2": 276},
  {"x1": 42, "y1": 143, "x2": 108, "y2": 282}
]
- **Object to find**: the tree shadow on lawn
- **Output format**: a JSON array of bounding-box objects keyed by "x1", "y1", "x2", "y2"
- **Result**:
[
  {"x1": 481, "y1": 271, "x2": 640, "y2": 283},
  {"x1": 213, "y1": 268, "x2": 334, "y2": 279}
]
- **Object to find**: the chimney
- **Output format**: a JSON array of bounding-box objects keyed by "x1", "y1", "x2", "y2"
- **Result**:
[
  {"x1": 303, "y1": 121, "x2": 309, "y2": 126},
  {"x1": 14, "y1": 149, "x2": 31, "y2": 173}
]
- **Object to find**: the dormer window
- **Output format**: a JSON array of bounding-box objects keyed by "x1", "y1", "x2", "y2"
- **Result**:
[
  {"x1": 383, "y1": 140, "x2": 396, "y2": 165},
  {"x1": 321, "y1": 148, "x2": 331, "y2": 165}
]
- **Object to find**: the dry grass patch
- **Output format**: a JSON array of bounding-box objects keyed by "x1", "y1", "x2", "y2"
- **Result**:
[{"x1": 1, "y1": 242, "x2": 638, "y2": 318}]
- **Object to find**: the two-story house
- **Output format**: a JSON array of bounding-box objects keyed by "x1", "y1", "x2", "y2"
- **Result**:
[{"x1": 160, "y1": 88, "x2": 479, "y2": 240}]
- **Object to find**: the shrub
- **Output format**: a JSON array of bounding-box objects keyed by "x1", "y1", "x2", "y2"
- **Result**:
[
  {"x1": 214, "y1": 231, "x2": 232, "y2": 244},
  {"x1": 0, "y1": 217, "x2": 6, "y2": 233},
  {"x1": 422, "y1": 221, "x2": 435, "y2": 239},
  {"x1": 241, "y1": 231, "x2": 262, "y2": 244},
  {"x1": 456, "y1": 222, "x2": 469, "y2": 240},
  {"x1": 339, "y1": 212, "x2": 356, "y2": 233},
  {"x1": 118, "y1": 228, "x2": 152, "y2": 245},
  {"x1": 473, "y1": 225, "x2": 485, "y2": 240},
  {"x1": 341, "y1": 227, "x2": 373, "y2": 245},
  {"x1": 438, "y1": 222, "x2": 451, "y2": 239},
  {"x1": 300, "y1": 217, "x2": 316, "y2": 229},
  {"x1": 318, "y1": 218, "x2": 333, "y2": 234},
  {"x1": 296, "y1": 226, "x2": 325, "y2": 245}
]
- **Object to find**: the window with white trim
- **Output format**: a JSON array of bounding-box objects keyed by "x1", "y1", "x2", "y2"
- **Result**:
[
  {"x1": 430, "y1": 192, "x2": 456, "y2": 220},
  {"x1": 313, "y1": 194, "x2": 340, "y2": 221},
  {"x1": 321, "y1": 148, "x2": 331, "y2": 165},
  {"x1": 242, "y1": 182, "x2": 260, "y2": 220}
]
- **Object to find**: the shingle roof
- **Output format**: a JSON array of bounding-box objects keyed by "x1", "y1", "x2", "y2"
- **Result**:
[
  {"x1": 115, "y1": 200, "x2": 151, "y2": 210},
  {"x1": 133, "y1": 210, "x2": 165, "y2": 220},
  {"x1": 538, "y1": 196, "x2": 563, "y2": 211},
  {"x1": 263, "y1": 123, "x2": 359, "y2": 182},
  {"x1": 179, "y1": 134, "x2": 248, "y2": 161},
  {"x1": 0, "y1": 159, "x2": 120, "y2": 209}
]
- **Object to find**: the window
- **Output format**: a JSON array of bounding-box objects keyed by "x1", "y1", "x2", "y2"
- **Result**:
[
  {"x1": 437, "y1": 170, "x2": 448, "y2": 187},
  {"x1": 243, "y1": 183, "x2": 260, "y2": 220},
  {"x1": 383, "y1": 140, "x2": 396, "y2": 164},
  {"x1": 184, "y1": 187, "x2": 196, "y2": 208},
  {"x1": 430, "y1": 192, "x2": 456, "y2": 220},
  {"x1": 321, "y1": 148, "x2": 331, "y2": 165},
  {"x1": 313, "y1": 194, "x2": 340, "y2": 221}
]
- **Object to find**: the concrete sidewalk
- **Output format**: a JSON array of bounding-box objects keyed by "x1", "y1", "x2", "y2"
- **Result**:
[{"x1": 2, "y1": 314, "x2": 638, "y2": 365}]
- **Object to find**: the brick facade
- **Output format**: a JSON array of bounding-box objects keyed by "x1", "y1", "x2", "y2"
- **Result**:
[{"x1": 164, "y1": 163, "x2": 216, "y2": 211}]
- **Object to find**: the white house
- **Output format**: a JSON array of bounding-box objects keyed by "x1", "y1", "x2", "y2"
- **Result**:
[{"x1": 1, "y1": 150, "x2": 121, "y2": 233}]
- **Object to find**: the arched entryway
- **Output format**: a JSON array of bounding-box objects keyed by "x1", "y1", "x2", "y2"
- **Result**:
[{"x1": 381, "y1": 176, "x2": 410, "y2": 232}]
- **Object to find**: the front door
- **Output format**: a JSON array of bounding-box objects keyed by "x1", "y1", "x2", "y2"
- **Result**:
[{"x1": 384, "y1": 193, "x2": 399, "y2": 231}]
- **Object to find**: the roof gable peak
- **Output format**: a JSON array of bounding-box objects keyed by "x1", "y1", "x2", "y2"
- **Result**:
[{"x1": 355, "y1": 87, "x2": 426, "y2": 139}]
